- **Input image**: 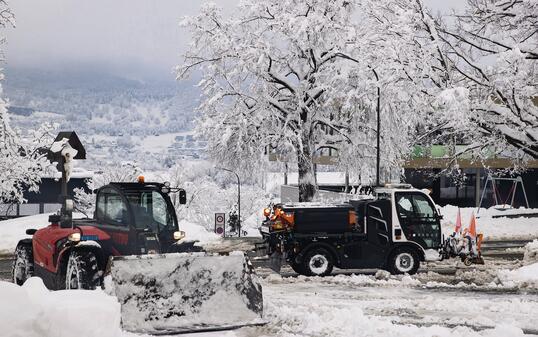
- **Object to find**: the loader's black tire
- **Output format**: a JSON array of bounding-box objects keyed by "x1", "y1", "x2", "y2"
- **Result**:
[
  {"x1": 65, "y1": 250, "x2": 100, "y2": 290},
  {"x1": 12, "y1": 243, "x2": 34, "y2": 285},
  {"x1": 387, "y1": 247, "x2": 419, "y2": 275},
  {"x1": 302, "y1": 248, "x2": 334, "y2": 277}
]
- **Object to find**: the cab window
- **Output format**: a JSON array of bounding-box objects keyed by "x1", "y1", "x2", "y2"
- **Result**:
[
  {"x1": 396, "y1": 193, "x2": 436, "y2": 219},
  {"x1": 96, "y1": 188, "x2": 129, "y2": 225}
]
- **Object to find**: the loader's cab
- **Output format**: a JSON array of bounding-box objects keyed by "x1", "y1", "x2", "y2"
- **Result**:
[
  {"x1": 94, "y1": 182, "x2": 183, "y2": 255},
  {"x1": 376, "y1": 185, "x2": 442, "y2": 251}
]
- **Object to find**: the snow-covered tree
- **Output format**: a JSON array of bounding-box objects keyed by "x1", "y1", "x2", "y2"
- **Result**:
[
  {"x1": 178, "y1": 0, "x2": 394, "y2": 201},
  {"x1": 343, "y1": 0, "x2": 454, "y2": 180},
  {"x1": 0, "y1": 2, "x2": 54, "y2": 207},
  {"x1": 435, "y1": 0, "x2": 538, "y2": 161},
  {"x1": 0, "y1": 104, "x2": 57, "y2": 207}
]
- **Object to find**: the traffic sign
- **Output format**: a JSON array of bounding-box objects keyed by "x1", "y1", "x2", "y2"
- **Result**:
[{"x1": 214, "y1": 213, "x2": 225, "y2": 236}]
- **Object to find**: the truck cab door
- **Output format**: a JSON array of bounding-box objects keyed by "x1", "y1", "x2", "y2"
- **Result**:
[{"x1": 395, "y1": 192, "x2": 441, "y2": 249}]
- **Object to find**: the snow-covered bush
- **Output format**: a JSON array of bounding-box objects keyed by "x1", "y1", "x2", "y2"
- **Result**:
[{"x1": 166, "y1": 161, "x2": 273, "y2": 235}]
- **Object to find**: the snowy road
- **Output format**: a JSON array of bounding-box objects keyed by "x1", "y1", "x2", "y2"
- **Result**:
[
  {"x1": 252, "y1": 275, "x2": 538, "y2": 336},
  {"x1": 2, "y1": 259, "x2": 538, "y2": 337}
]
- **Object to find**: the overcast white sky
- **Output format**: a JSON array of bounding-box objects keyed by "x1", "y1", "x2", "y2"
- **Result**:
[{"x1": 4, "y1": 0, "x2": 466, "y2": 80}]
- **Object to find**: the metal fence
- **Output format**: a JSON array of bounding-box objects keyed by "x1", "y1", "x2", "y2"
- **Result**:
[{"x1": 0, "y1": 203, "x2": 61, "y2": 219}]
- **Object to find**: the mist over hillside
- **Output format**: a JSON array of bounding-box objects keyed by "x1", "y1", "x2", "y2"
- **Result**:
[{"x1": 3, "y1": 66, "x2": 205, "y2": 170}]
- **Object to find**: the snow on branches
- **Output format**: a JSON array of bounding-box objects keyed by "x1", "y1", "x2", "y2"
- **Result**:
[
  {"x1": 179, "y1": 0, "x2": 537, "y2": 197},
  {"x1": 0, "y1": 2, "x2": 55, "y2": 206},
  {"x1": 0, "y1": 92, "x2": 55, "y2": 205},
  {"x1": 436, "y1": 0, "x2": 538, "y2": 161},
  {"x1": 178, "y1": 0, "x2": 426, "y2": 200}
]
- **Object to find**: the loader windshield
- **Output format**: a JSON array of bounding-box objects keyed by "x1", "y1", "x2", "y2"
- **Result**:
[{"x1": 124, "y1": 190, "x2": 177, "y2": 232}]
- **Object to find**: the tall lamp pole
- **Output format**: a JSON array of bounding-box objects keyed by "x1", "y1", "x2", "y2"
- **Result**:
[
  {"x1": 372, "y1": 68, "x2": 381, "y2": 187},
  {"x1": 217, "y1": 167, "x2": 241, "y2": 237}
]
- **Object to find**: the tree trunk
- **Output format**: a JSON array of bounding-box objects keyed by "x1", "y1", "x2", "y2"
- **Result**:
[{"x1": 297, "y1": 148, "x2": 316, "y2": 202}]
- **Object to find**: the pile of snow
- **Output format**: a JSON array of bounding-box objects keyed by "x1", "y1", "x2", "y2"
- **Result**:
[
  {"x1": 0, "y1": 213, "x2": 85, "y2": 255},
  {"x1": 0, "y1": 278, "x2": 121, "y2": 337},
  {"x1": 179, "y1": 219, "x2": 220, "y2": 244},
  {"x1": 497, "y1": 263, "x2": 538, "y2": 289},
  {"x1": 524, "y1": 240, "x2": 538, "y2": 263},
  {"x1": 266, "y1": 272, "x2": 421, "y2": 288},
  {"x1": 0, "y1": 213, "x2": 54, "y2": 255},
  {"x1": 439, "y1": 205, "x2": 538, "y2": 240}
]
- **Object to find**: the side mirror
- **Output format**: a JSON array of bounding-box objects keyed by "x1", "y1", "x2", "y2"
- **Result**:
[
  {"x1": 26, "y1": 229, "x2": 37, "y2": 235},
  {"x1": 179, "y1": 189, "x2": 187, "y2": 205},
  {"x1": 436, "y1": 207, "x2": 444, "y2": 220}
]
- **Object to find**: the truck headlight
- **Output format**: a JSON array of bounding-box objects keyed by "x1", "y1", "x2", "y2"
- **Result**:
[
  {"x1": 173, "y1": 231, "x2": 186, "y2": 241},
  {"x1": 68, "y1": 232, "x2": 81, "y2": 242}
]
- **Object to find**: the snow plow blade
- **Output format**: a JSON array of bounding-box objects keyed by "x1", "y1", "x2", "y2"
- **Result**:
[{"x1": 105, "y1": 252, "x2": 264, "y2": 335}]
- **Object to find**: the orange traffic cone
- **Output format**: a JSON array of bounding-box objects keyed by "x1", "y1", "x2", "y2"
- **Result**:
[
  {"x1": 468, "y1": 213, "x2": 477, "y2": 238},
  {"x1": 454, "y1": 208, "x2": 462, "y2": 234}
]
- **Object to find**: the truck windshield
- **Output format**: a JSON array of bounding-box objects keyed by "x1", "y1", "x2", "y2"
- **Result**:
[{"x1": 124, "y1": 190, "x2": 177, "y2": 231}]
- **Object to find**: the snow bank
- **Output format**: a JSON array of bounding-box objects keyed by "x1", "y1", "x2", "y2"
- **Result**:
[
  {"x1": 497, "y1": 263, "x2": 538, "y2": 289},
  {"x1": 0, "y1": 213, "x2": 85, "y2": 255},
  {"x1": 439, "y1": 205, "x2": 538, "y2": 240},
  {"x1": 266, "y1": 272, "x2": 422, "y2": 288},
  {"x1": 0, "y1": 213, "x2": 54, "y2": 255},
  {"x1": 0, "y1": 278, "x2": 121, "y2": 337},
  {"x1": 524, "y1": 239, "x2": 538, "y2": 262},
  {"x1": 179, "y1": 219, "x2": 220, "y2": 243}
]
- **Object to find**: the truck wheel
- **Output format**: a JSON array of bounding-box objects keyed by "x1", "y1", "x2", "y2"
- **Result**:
[
  {"x1": 388, "y1": 248, "x2": 419, "y2": 275},
  {"x1": 303, "y1": 248, "x2": 334, "y2": 277},
  {"x1": 289, "y1": 261, "x2": 306, "y2": 275},
  {"x1": 65, "y1": 250, "x2": 100, "y2": 290},
  {"x1": 12, "y1": 243, "x2": 34, "y2": 285}
]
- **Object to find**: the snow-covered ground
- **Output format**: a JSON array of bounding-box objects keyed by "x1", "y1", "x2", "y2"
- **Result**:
[
  {"x1": 3, "y1": 258, "x2": 538, "y2": 337},
  {"x1": 439, "y1": 205, "x2": 538, "y2": 241},
  {"x1": 0, "y1": 213, "x2": 56, "y2": 255},
  {"x1": 2, "y1": 209, "x2": 538, "y2": 336}
]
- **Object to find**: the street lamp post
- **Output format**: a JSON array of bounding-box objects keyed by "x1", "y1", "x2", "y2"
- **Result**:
[
  {"x1": 216, "y1": 167, "x2": 241, "y2": 237},
  {"x1": 372, "y1": 68, "x2": 381, "y2": 187}
]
